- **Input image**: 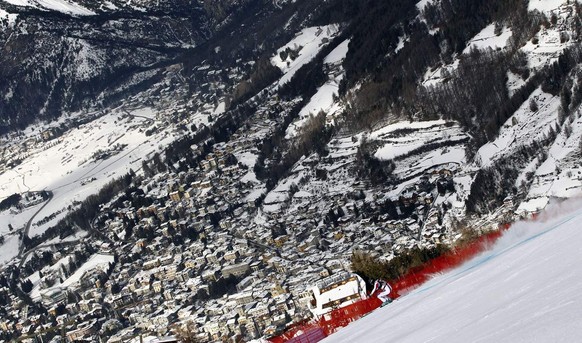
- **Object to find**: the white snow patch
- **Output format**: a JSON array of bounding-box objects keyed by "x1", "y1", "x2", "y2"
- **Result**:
[
  {"x1": 416, "y1": 0, "x2": 436, "y2": 11},
  {"x1": 506, "y1": 71, "x2": 526, "y2": 96},
  {"x1": 0, "y1": 236, "x2": 20, "y2": 264},
  {"x1": 528, "y1": 0, "x2": 566, "y2": 13},
  {"x1": 369, "y1": 120, "x2": 447, "y2": 140},
  {"x1": 272, "y1": 25, "x2": 341, "y2": 86},
  {"x1": 285, "y1": 39, "x2": 350, "y2": 138},
  {"x1": 463, "y1": 23, "x2": 512, "y2": 54},
  {"x1": 0, "y1": 9, "x2": 18, "y2": 25},
  {"x1": 517, "y1": 196, "x2": 550, "y2": 213},
  {"x1": 213, "y1": 101, "x2": 226, "y2": 116},
  {"x1": 375, "y1": 141, "x2": 425, "y2": 161},
  {"x1": 4, "y1": 0, "x2": 95, "y2": 16},
  {"x1": 285, "y1": 80, "x2": 343, "y2": 138},
  {"x1": 478, "y1": 88, "x2": 559, "y2": 166},
  {"x1": 394, "y1": 35, "x2": 408, "y2": 54},
  {"x1": 323, "y1": 39, "x2": 350, "y2": 65}
]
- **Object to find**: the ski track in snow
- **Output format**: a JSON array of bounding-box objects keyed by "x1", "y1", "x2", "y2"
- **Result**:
[
  {"x1": 408, "y1": 209, "x2": 580, "y2": 298},
  {"x1": 324, "y1": 200, "x2": 582, "y2": 343}
]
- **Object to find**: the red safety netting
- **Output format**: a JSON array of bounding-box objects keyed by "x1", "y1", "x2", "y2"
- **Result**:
[
  {"x1": 270, "y1": 220, "x2": 525, "y2": 343},
  {"x1": 269, "y1": 297, "x2": 382, "y2": 343},
  {"x1": 391, "y1": 222, "x2": 512, "y2": 297}
]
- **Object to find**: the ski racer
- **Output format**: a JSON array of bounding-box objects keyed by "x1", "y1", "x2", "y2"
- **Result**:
[{"x1": 370, "y1": 279, "x2": 392, "y2": 304}]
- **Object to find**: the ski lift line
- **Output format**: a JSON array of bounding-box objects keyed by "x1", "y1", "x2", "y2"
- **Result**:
[{"x1": 403, "y1": 210, "x2": 581, "y2": 299}]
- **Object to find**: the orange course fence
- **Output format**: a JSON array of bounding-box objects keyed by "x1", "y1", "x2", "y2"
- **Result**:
[{"x1": 270, "y1": 221, "x2": 517, "y2": 343}]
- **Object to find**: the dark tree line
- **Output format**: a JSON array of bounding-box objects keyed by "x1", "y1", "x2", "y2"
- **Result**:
[
  {"x1": 229, "y1": 56, "x2": 282, "y2": 108},
  {"x1": 0, "y1": 193, "x2": 21, "y2": 211},
  {"x1": 333, "y1": 0, "x2": 551, "y2": 145},
  {"x1": 252, "y1": 35, "x2": 352, "y2": 192},
  {"x1": 254, "y1": 109, "x2": 333, "y2": 193},
  {"x1": 336, "y1": 0, "x2": 520, "y2": 133},
  {"x1": 354, "y1": 136, "x2": 395, "y2": 186},
  {"x1": 351, "y1": 244, "x2": 450, "y2": 282}
]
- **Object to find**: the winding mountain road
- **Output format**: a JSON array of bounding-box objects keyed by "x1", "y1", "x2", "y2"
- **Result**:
[{"x1": 18, "y1": 190, "x2": 53, "y2": 256}]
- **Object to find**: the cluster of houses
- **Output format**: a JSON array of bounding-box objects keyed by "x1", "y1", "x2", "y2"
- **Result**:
[{"x1": 0, "y1": 57, "x2": 495, "y2": 343}]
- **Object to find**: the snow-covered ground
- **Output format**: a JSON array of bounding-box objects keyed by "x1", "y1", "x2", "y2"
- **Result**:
[
  {"x1": 271, "y1": 25, "x2": 341, "y2": 86},
  {"x1": 285, "y1": 39, "x2": 349, "y2": 138},
  {"x1": 463, "y1": 23, "x2": 512, "y2": 54},
  {"x1": 3, "y1": 0, "x2": 95, "y2": 16},
  {"x1": 325, "y1": 199, "x2": 582, "y2": 343},
  {"x1": 0, "y1": 203, "x2": 47, "y2": 264},
  {"x1": 31, "y1": 253, "x2": 114, "y2": 300},
  {"x1": 478, "y1": 88, "x2": 560, "y2": 167},
  {"x1": 0, "y1": 236, "x2": 20, "y2": 265},
  {"x1": 528, "y1": 0, "x2": 566, "y2": 13},
  {"x1": 415, "y1": 0, "x2": 436, "y2": 12},
  {"x1": 371, "y1": 120, "x2": 467, "y2": 181},
  {"x1": 0, "y1": 202, "x2": 44, "y2": 235},
  {"x1": 0, "y1": 107, "x2": 175, "y2": 239},
  {"x1": 519, "y1": 109, "x2": 582, "y2": 213},
  {"x1": 0, "y1": 8, "x2": 18, "y2": 25}
]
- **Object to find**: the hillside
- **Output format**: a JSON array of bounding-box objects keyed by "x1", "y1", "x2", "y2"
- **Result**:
[
  {"x1": 325, "y1": 199, "x2": 582, "y2": 343},
  {"x1": 1, "y1": 0, "x2": 582, "y2": 342}
]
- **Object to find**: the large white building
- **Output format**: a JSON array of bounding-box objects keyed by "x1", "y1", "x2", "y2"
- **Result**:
[{"x1": 307, "y1": 272, "x2": 368, "y2": 318}]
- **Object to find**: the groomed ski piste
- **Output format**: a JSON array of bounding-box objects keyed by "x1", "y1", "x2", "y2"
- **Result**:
[{"x1": 324, "y1": 199, "x2": 582, "y2": 343}]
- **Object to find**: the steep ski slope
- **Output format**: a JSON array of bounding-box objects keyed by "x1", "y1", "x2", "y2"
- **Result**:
[{"x1": 325, "y1": 200, "x2": 582, "y2": 343}]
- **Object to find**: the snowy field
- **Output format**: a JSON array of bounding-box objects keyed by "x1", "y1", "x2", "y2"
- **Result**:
[
  {"x1": 371, "y1": 120, "x2": 467, "y2": 181},
  {"x1": 285, "y1": 39, "x2": 350, "y2": 138},
  {"x1": 528, "y1": 0, "x2": 567, "y2": 13},
  {"x1": 478, "y1": 88, "x2": 560, "y2": 167},
  {"x1": 325, "y1": 199, "x2": 582, "y2": 343},
  {"x1": 30, "y1": 253, "x2": 114, "y2": 300},
  {"x1": 0, "y1": 203, "x2": 44, "y2": 235},
  {"x1": 0, "y1": 107, "x2": 175, "y2": 241},
  {"x1": 0, "y1": 8, "x2": 18, "y2": 24},
  {"x1": 271, "y1": 25, "x2": 341, "y2": 86},
  {"x1": 0, "y1": 236, "x2": 20, "y2": 265},
  {"x1": 3, "y1": 0, "x2": 95, "y2": 16},
  {"x1": 462, "y1": 24, "x2": 512, "y2": 54}
]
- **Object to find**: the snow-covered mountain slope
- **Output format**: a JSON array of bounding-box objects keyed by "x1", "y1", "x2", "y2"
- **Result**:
[
  {"x1": 7, "y1": 0, "x2": 582, "y2": 340},
  {"x1": 324, "y1": 199, "x2": 582, "y2": 343},
  {"x1": 0, "y1": 0, "x2": 263, "y2": 133},
  {"x1": 271, "y1": 25, "x2": 341, "y2": 86},
  {"x1": 3, "y1": 0, "x2": 95, "y2": 16},
  {"x1": 0, "y1": 4, "x2": 207, "y2": 132}
]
